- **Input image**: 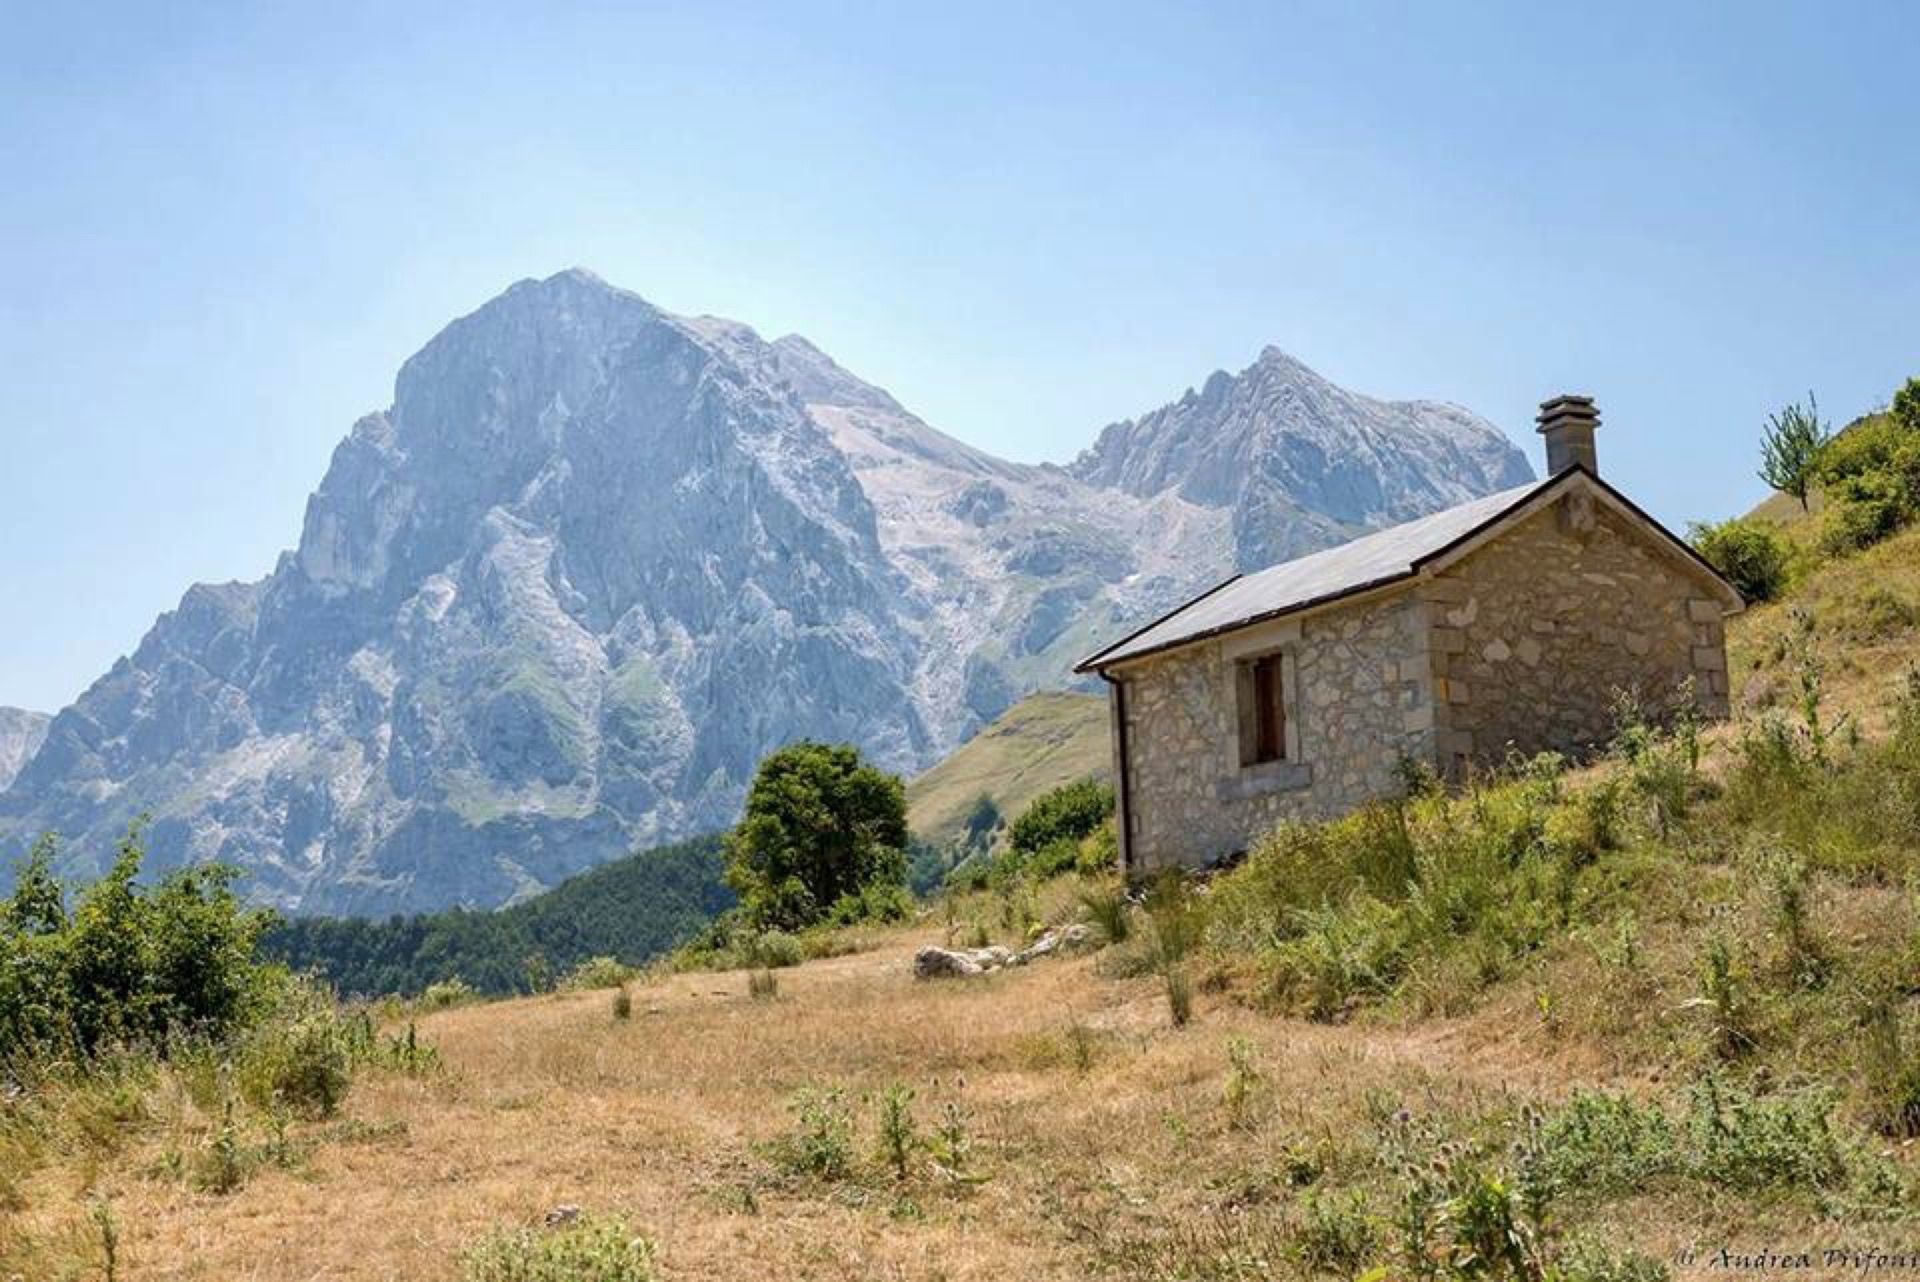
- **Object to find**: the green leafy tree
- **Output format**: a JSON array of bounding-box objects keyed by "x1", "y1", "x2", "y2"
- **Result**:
[
  {"x1": 724, "y1": 741, "x2": 908, "y2": 930},
  {"x1": 1757, "y1": 392, "x2": 1828, "y2": 511},
  {"x1": 1892, "y1": 377, "x2": 1920, "y2": 433}
]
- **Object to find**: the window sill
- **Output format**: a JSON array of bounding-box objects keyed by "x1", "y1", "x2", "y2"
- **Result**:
[{"x1": 1216, "y1": 760, "x2": 1313, "y2": 801}]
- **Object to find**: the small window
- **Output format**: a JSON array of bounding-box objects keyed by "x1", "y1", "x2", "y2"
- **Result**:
[{"x1": 1236, "y1": 652, "x2": 1287, "y2": 767}]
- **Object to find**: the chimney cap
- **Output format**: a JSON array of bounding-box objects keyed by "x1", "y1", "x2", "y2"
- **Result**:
[{"x1": 1536, "y1": 394, "x2": 1599, "y2": 430}]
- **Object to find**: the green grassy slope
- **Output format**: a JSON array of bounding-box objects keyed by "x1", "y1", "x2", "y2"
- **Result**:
[{"x1": 907, "y1": 691, "x2": 1111, "y2": 845}]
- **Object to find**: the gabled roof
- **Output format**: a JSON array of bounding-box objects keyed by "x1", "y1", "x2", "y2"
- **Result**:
[{"x1": 1076, "y1": 467, "x2": 1742, "y2": 673}]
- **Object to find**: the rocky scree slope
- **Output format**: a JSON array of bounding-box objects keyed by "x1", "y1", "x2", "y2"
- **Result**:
[{"x1": 0, "y1": 270, "x2": 1528, "y2": 913}]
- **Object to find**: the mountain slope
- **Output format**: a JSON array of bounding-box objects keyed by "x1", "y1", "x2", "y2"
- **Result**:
[
  {"x1": 905, "y1": 692, "x2": 1111, "y2": 846},
  {"x1": 0, "y1": 709, "x2": 49, "y2": 792},
  {"x1": 1, "y1": 270, "x2": 1529, "y2": 913}
]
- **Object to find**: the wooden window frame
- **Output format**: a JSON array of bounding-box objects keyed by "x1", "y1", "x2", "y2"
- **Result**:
[{"x1": 1236, "y1": 650, "x2": 1290, "y2": 768}]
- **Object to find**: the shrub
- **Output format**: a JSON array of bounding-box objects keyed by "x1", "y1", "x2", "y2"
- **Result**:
[
  {"x1": 1683, "y1": 1075, "x2": 1847, "y2": 1192},
  {"x1": 1073, "y1": 819, "x2": 1119, "y2": 875},
  {"x1": 1163, "y1": 965, "x2": 1193, "y2": 1028},
  {"x1": 460, "y1": 1214, "x2": 656, "y2": 1282},
  {"x1": 192, "y1": 1099, "x2": 249, "y2": 1195},
  {"x1": 765, "y1": 1087, "x2": 855, "y2": 1181},
  {"x1": 562, "y1": 956, "x2": 636, "y2": 991},
  {"x1": 739, "y1": 930, "x2": 803, "y2": 970},
  {"x1": 1809, "y1": 413, "x2": 1920, "y2": 555},
  {"x1": 1819, "y1": 473, "x2": 1907, "y2": 557},
  {"x1": 1291, "y1": 1189, "x2": 1376, "y2": 1274},
  {"x1": 1699, "y1": 934, "x2": 1755, "y2": 1059},
  {"x1": 747, "y1": 970, "x2": 779, "y2": 1001},
  {"x1": 1552, "y1": 1237, "x2": 1671, "y2": 1282},
  {"x1": 610, "y1": 987, "x2": 632, "y2": 1021},
  {"x1": 1268, "y1": 895, "x2": 1407, "y2": 1021},
  {"x1": 238, "y1": 1007, "x2": 351, "y2": 1119},
  {"x1": 1687, "y1": 517, "x2": 1789, "y2": 603},
  {"x1": 1535, "y1": 1090, "x2": 1680, "y2": 1198},
  {"x1": 1833, "y1": 586, "x2": 1920, "y2": 640},
  {"x1": 1222, "y1": 1036, "x2": 1265, "y2": 1130},
  {"x1": 417, "y1": 978, "x2": 479, "y2": 1011},
  {"x1": 823, "y1": 879, "x2": 914, "y2": 927},
  {"x1": 1813, "y1": 413, "x2": 1920, "y2": 496},
  {"x1": 1006, "y1": 779, "x2": 1115, "y2": 865}
]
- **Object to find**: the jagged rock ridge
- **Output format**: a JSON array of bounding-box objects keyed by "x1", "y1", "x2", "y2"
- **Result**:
[{"x1": 0, "y1": 270, "x2": 1528, "y2": 912}]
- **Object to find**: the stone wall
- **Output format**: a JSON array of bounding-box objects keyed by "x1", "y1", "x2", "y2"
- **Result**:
[
  {"x1": 1423, "y1": 489, "x2": 1731, "y2": 774},
  {"x1": 1115, "y1": 591, "x2": 1436, "y2": 873}
]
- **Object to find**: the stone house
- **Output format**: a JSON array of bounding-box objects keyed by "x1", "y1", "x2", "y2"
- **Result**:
[{"x1": 1075, "y1": 396, "x2": 1745, "y2": 875}]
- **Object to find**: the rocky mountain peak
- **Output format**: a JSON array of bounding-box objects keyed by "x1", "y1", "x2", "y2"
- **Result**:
[{"x1": 1069, "y1": 345, "x2": 1532, "y2": 565}]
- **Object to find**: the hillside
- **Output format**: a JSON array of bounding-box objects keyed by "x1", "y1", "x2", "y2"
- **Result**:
[
  {"x1": 260, "y1": 835, "x2": 732, "y2": 997},
  {"x1": 905, "y1": 691, "x2": 1110, "y2": 845}
]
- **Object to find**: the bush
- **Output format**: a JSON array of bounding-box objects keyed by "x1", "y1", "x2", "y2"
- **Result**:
[
  {"x1": 1683, "y1": 1075, "x2": 1847, "y2": 1192},
  {"x1": 1074, "y1": 819, "x2": 1119, "y2": 875},
  {"x1": 610, "y1": 987, "x2": 632, "y2": 1021},
  {"x1": 461, "y1": 1214, "x2": 656, "y2": 1282},
  {"x1": 238, "y1": 1004, "x2": 352, "y2": 1119},
  {"x1": 417, "y1": 978, "x2": 479, "y2": 1010},
  {"x1": 764, "y1": 1087, "x2": 855, "y2": 1181},
  {"x1": 0, "y1": 827, "x2": 275, "y2": 1061},
  {"x1": 1819, "y1": 472, "x2": 1907, "y2": 557},
  {"x1": 739, "y1": 929, "x2": 803, "y2": 970},
  {"x1": 1006, "y1": 779, "x2": 1115, "y2": 865},
  {"x1": 1688, "y1": 517, "x2": 1789, "y2": 602},
  {"x1": 824, "y1": 879, "x2": 914, "y2": 927},
  {"x1": 562, "y1": 956, "x2": 636, "y2": 991}
]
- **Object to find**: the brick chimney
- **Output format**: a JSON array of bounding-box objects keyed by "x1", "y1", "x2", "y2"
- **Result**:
[{"x1": 1536, "y1": 394, "x2": 1599, "y2": 476}]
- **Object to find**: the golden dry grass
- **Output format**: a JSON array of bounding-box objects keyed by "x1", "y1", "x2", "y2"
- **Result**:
[
  {"x1": 12, "y1": 900, "x2": 1910, "y2": 1282},
  {"x1": 0, "y1": 922, "x2": 1554, "y2": 1280}
]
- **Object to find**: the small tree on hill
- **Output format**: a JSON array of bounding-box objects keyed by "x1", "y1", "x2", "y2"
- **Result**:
[
  {"x1": 1893, "y1": 377, "x2": 1920, "y2": 433},
  {"x1": 725, "y1": 741, "x2": 908, "y2": 930},
  {"x1": 1758, "y1": 392, "x2": 1829, "y2": 511}
]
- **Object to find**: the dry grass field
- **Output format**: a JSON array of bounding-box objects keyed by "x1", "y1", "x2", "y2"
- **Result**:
[{"x1": 11, "y1": 880, "x2": 1917, "y2": 1282}]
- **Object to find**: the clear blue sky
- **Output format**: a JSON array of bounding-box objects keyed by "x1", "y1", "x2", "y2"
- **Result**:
[{"x1": 3, "y1": 2, "x2": 1916, "y2": 715}]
